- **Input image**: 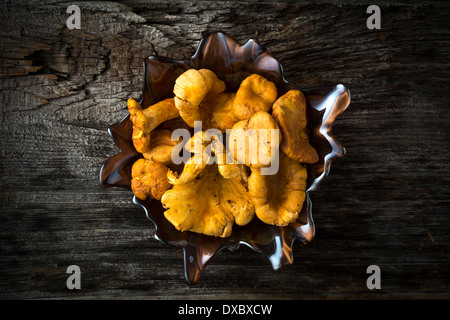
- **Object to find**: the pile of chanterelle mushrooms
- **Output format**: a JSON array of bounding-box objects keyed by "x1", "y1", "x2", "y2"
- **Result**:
[{"x1": 128, "y1": 69, "x2": 318, "y2": 238}]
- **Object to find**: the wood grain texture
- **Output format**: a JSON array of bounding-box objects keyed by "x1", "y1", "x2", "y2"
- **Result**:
[{"x1": 0, "y1": 0, "x2": 449, "y2": 299}]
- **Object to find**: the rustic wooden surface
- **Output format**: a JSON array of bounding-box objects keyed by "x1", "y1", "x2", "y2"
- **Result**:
[{"x1": 1, "y1": 0, "x2": 449, "y2": 299}]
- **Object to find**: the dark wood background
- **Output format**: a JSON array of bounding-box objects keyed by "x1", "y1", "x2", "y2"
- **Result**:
[{"x1": 1, "y1": 0, "x2": 449, "y2": 299}]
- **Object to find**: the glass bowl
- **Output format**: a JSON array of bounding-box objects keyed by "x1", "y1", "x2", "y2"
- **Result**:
[{"x1": 99, "y1": 31, "x2": 350, "y2": 284}]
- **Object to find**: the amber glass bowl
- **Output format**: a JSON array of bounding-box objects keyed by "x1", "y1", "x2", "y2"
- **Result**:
[{"x1": 100, "y1": 32, "x2": 350, "y2": 284}]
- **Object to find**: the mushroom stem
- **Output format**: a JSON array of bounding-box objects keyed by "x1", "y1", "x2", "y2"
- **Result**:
[{"x1": 142, "y1": 98, "x2": 180, "y2": 132}]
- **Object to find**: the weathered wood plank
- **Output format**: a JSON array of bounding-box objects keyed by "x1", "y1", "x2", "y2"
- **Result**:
[{"x1": 0, "y1": 0, "x2": 449, "y2": 299}]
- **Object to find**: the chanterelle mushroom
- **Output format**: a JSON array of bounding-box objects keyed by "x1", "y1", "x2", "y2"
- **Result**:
[
  {"x1": 248, "y1": 152, "x2": 307, "y2": 226},
  {"x1": 128, "y1": 98, "x2": 151, "y2": 153},
  {"x1": 142, "y1": 130, "x2": 182, "y2": 166},
  {"x1": 232, "y1": 74, "x2": 278, "y2": 120},
  {"x1": 208, "y1": 92, "x2": 239, "y2": 131},
  {"x1": 167, "y1": 130, "x2": 241, "y2": 184},
  {"x1": 272, "y1": 90, "x2": 319, "y2": 164},
  {"x1": 228, "y1": 111, "x2": 282, "y2": 169},
  {"x1": 173, "y1": 69, "x2": 239, "y2": 129},
  {"x1": 131, "y1": 158, "x2": 172, "y2": 201},
  {"x1": 167, "y1": 152, "x2": 210, "y2": 185},
  {"x1": 186, "y1": 130, "x2": 242, "y2": 179},
  {"x1": 127, "y1": 98, "x2": 179, "y2": 153},
  {"x1": 161, "y1": 165, "x2": 255, "y2": 238}
]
